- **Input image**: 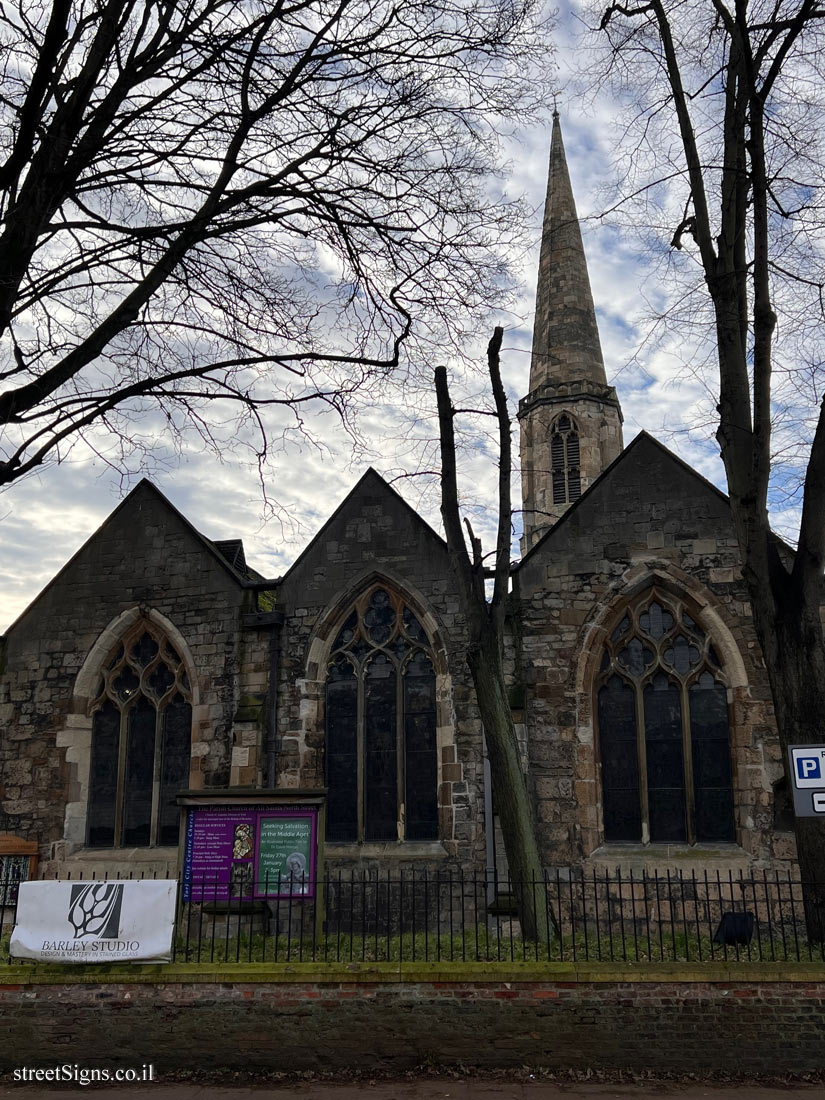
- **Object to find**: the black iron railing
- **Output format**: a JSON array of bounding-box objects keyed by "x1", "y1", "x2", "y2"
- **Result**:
[{"x1": 3, "y1": 868, "x2": 825, "y2": 965}]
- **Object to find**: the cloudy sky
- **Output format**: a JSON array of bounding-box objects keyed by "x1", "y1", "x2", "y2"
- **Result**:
[{"x1": 0, "y1": 2, "x2": 798, "y2": 632}]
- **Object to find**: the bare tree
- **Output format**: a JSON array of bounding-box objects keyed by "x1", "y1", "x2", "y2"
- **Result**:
[
  {"x1": 0, "y1": 0, "x2": 549, "y2": 488},
  {"x1": 595, "y1": 0, "x2": 825, "y2": 931},
  {"x1": 436, "y1": 327, "x2": 556, "y2": 943}
]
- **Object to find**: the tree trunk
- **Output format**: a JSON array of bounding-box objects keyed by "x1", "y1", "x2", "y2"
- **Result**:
[
  {"x1": 746, "y1": 568, "x2": 825, "y2": 941},
  {"x1": 468, "y1": 633, "x2": 556, "y2": 944},
  {"x1": 434, "y1": 335, "x2": 557, "y2": 945},
  {"x1": 599, "y1": 0, "x2": 825, "y2": 946}
]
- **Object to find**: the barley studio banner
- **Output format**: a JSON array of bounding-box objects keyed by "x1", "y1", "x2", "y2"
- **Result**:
[{"x1": 10, "y1": 880, "x2": 176, "y2": 963}]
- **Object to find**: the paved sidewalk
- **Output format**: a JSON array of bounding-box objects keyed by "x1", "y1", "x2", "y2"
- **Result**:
[{"x1": 2, "y1": 1081, "x2": 825, "y2": 1099}]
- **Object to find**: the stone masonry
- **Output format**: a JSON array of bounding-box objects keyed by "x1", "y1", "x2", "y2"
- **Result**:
[
  {"x1": 0, "y1": 482, "x2": 264, "y2": 877},
  {"x1": 516, "y1": 432, "x2": 789, "y2": 872},
  {"x1": 272, "y1": 470, "x2": 486, "y2": 872},
  {"x1": 0, "y1": 472, "x2": 488, "y2": 882},
  {"x1": 0, "y1": 113, "x2": 798, "y2": 886},
  {"x1": 519, "y1": 112, "x2": 623, "y2": 547}
]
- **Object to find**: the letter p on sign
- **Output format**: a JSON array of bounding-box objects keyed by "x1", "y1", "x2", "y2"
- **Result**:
[
  {"x1": 792, "y1": 747, "x2": 825, "y2": 786},
  {"x1": 799, "y1": 757, "x2": 821, "y2": 779}
]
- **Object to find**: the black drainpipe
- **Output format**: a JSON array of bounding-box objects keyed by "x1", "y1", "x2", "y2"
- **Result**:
[
  {"x1": 242, "y1": 602, "x2": 284, "y2": 789},
  {"x1": 265, "y1": 616, "x2": 283, "y2": 787}
]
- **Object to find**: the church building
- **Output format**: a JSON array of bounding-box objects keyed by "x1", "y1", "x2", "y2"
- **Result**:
[{"x1": 0, "y1": 115, "x2": 794, "y2": 885}]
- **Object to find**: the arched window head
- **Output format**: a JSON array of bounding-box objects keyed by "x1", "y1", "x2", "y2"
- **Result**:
[
  {"x1": 596, "y1": 592, "x2": 734, "y2": 845},
  {"x1": 87, "y1": 623, "x2": 192, "y2": 848},
  {"x1": 326, "y1": 585, "x2": 438, "y2": 843},
  {"x1": 550, "y1": 413, "x2": 581, "y2": 506}
]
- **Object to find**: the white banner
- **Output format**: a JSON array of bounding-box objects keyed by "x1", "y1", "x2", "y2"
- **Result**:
[{"x1": 10, "y1": 880, "x2": 176, "y2": 963}]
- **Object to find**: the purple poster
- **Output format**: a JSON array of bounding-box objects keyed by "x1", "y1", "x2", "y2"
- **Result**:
[{"x1": 182, "y1": 805, "x2": 317, "y2": 901}]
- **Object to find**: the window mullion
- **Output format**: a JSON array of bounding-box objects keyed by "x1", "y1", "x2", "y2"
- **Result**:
[
  {"x1": 90, "y1": 625, "x2": 189, "y2": 850},
  {"x1": 114, "y1": 708, "x2": 128, "y2": 846},
  {"x1": 356, "y1": 667, "x2": 365, "y2": 843},
  {"x1": 681, "y1": 680, "x2": 696, "y2": 846},
  {"x1": 635, "y1": 681, "x2": 650, "y2": 845},
  {"x1": 149, "y1": 704, "x2": 163, "y2": 848},
  {"x1": 326, "y1": 591, "x2": 436, "y2": 845},
  {"x1": 397, "y1": 658, "x2": 405, "y2": 842},
  {"x1": 724, "y1": 685, "x2": 737, "y2": 843}
]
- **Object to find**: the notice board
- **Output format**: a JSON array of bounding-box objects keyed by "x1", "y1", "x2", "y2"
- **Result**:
[{"x1": 181, "y1": 801, "x2": 321, "y2": 902}]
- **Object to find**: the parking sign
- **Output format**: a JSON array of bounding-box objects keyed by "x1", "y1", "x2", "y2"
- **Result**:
[
  {"x1": 788, "y1": 746, "x2": 825, "y2": 816},
  {"x1": 791, "y1": 747, "x2": 825, "y2": 787}
]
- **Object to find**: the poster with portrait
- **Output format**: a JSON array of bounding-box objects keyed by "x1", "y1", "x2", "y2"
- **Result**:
[
  {"x1": 182, "y1": 805, "x2": 319, "y2": 900},
  {"x1": 255, "y1": 814, "x2": 316, "y2": 897}
]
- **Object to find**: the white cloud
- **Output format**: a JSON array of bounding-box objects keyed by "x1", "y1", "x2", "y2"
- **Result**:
[{"x1": 0, "y1": 6, "x2": 802, "y2": 631}]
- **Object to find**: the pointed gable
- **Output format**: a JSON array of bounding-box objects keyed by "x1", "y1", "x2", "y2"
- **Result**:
[
  {"x1": 517, "y1": 432, "x2": 738, "y2": 590},
  {"x1": 278, "y1": 468, "x2": 449, "y2": 605},
  {"x1": 4, "y1": 479, "x2": 251, "y2": 638}
]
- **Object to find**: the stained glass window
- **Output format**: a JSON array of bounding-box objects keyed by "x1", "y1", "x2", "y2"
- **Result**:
[
  {"x1": 326, "y1": 586, "x2": 438, "y2": 843},
  {"x1": 598, "y1": 676, "x2": 640, "y2": 841},
  {"x1": 596, "y1": 593, "x2": 735, "y2": 844},
  {"x1": 87, "y1": 624, "x2": 192, "y2": 848}
]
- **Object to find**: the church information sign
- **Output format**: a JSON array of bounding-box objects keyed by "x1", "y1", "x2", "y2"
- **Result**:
[{"x1": 183, "y1": 805, "x2": 319, "y2": 901}]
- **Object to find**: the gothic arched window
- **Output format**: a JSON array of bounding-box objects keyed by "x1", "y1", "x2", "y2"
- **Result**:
[
  {"x1": 87, "y1": 625, "x2": 192, "y2": 848},
  {"x1": 550, "y1": 413, "x2": 581, "y2": 505},
  {"x1": 326, "y1": 586, "x2": 438, "y2": 843},
  {"x1": 596, "y1": 593, "x2": 735, "y2": 845}
]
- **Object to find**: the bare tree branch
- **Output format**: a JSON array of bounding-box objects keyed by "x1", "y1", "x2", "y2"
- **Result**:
[
  {"x1": 595, "y1": 0, "x2": 825, "y2": 934},
  {"x1": 0, "y1": 0, "x2": 551, "y2": 488}
]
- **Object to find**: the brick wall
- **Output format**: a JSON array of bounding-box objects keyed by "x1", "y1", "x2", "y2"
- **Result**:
[{"x1": 0, "y1": 964, "x2": 822, "y2": 1074}]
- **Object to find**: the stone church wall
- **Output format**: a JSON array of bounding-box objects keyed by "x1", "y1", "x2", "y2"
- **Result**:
[
  {"x1": 0, "y1": 440, "x2": 796, "y2": 887},
  {"x1": 0, "y1": 483, "x2": 257, "y2": 876},
  {"x1": 0, "y1": 474, "x2": 489, "y2": 883},
  {"x1": 516, "y1": 435, "x2": 790, "y2": 873},
  {"x1": 273, "y1": 471, "x2": 487, "y2": 875},
  {"x1": 519, "y1": 382, "x2": 623, "y2": 544},
  {"x1": 1, "y1": 108, "x2": 799, "y2": 897}
]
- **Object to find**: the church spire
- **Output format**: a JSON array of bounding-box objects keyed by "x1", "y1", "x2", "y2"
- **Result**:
[
  {"x1": 519, "y1": 113, "x2": 623, "y2": 551},
  {"x1": 529, "y1": 111, "x2": 606, "y2": 391}
]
